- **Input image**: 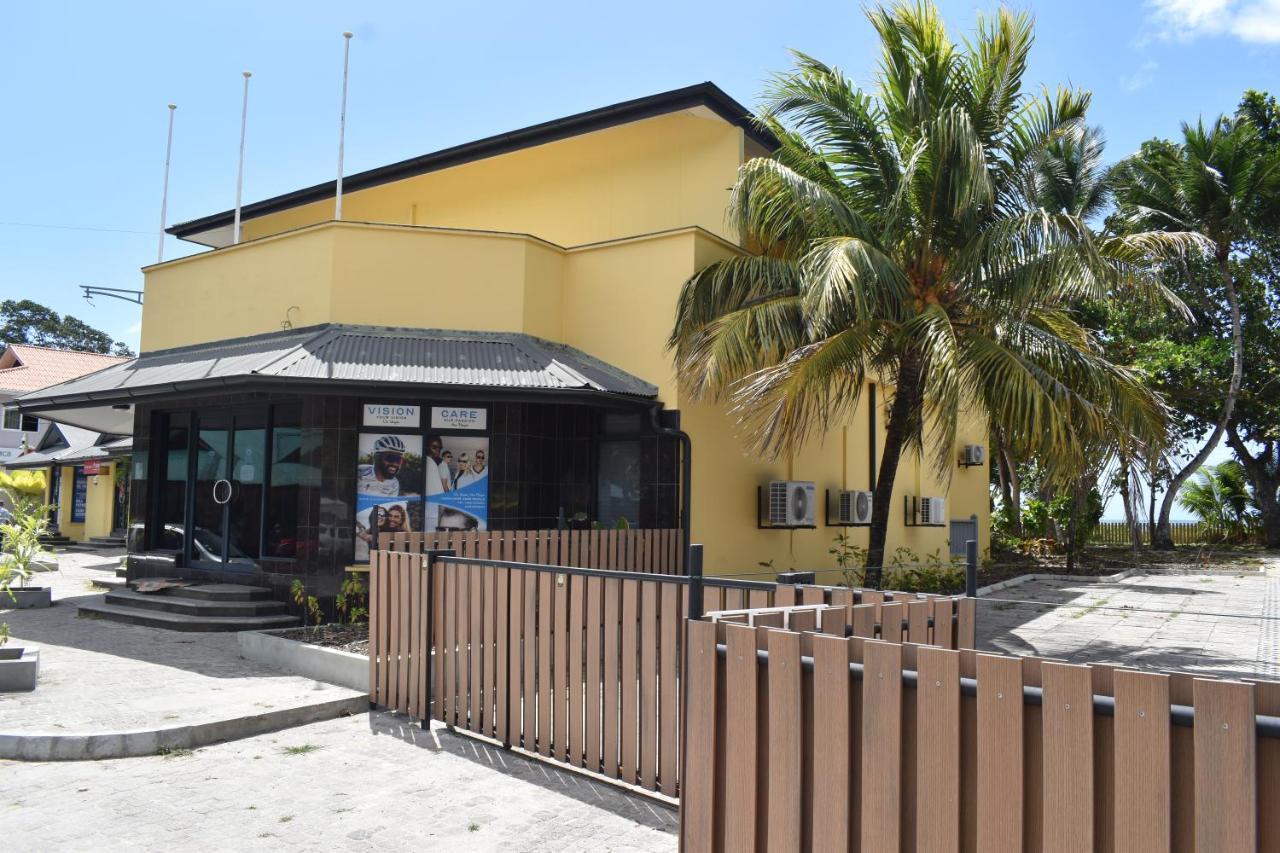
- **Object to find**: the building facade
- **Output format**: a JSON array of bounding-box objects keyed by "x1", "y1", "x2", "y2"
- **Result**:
[
  {"x1": 18, "y1": 83, "x2": 989, "y2": 599},
  {"x1": 1, "y1": 344, "x2": 130, "y2": 541}
]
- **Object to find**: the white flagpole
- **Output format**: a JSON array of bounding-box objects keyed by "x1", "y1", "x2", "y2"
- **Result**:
[
  {"x1": 233, "y1": 70, "x2": 252, "y2": 245},
  {"x1": 335, "y1": 31, "x2": 354, "y2": 221},
  {"x1": 157, "y1": 103, "x2": 177, "y2": 263}
]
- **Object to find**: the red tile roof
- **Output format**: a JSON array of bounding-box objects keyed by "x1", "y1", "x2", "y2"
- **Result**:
[{"x1": 0, "y1": 343, "x2": 129, "y2": 394}]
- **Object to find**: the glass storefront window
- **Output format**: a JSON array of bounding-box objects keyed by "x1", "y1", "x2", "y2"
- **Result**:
[
  {"x1": 597, "y1": 440, "x2": 640, "y2": 528},
  {"x1": 264, "y1": 406, "x2": 316, "y2": 560},
  {"x1": 155, "y1": 417, "x2": 189, "y2": 551}
]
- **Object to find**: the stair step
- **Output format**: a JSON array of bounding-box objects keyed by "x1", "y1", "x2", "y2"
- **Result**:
[
  {"x1": 89, "y1": 537, "x2": 126, "y2": 546},
  {"x1": 78, "y1": 601, "x2": 299, "y2": 633},
  {"x1": 158, "y1": 583, "x2": 275, "y2": 602},
  {"x1": 89, "y1": 577, "x2": 129, "y2": 592},
  {"x1": 106, "y1": 589, "x2": 288, "y2": 617}
]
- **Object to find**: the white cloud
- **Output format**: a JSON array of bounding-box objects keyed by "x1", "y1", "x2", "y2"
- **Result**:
[
  {"x1": 1146, "y1": 0, "x2": 1280, "y2": 43},
  {"x1": 1121, "y1": 59, "x2": 1160, "y2": 92}
]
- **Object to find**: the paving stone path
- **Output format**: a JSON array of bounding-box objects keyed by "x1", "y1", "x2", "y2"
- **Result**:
[
  {"x1": 977, "y1": 560, "x2": 1280, "y2": 679},
  {"x1": 0, "y1": 552, "x2": 360, "y2": 735},
  {"x1": 1, "y1": 711, "x2": 677, "y2": 851}
]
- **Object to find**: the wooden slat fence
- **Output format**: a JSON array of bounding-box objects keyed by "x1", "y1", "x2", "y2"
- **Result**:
[
  {"x1": 377, "y1": 528, "x2": 684, "y2": 573},
  {"x1": 682, "y1": 619, "x2": 1280, "y2": 852},
  {"x1": 368, "y1": 549, "x2": 975, "y2": 802},
  {"x1": 1093, "y1": 519, "x2": 1264, "y2": 546}
]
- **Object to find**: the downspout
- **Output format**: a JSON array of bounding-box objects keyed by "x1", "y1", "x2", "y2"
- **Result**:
[{"x1": 650, "y1": 405, "x2": 692, "y2": 577}]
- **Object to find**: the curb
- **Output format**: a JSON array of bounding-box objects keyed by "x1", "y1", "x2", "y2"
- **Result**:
[
  {"x1": 976, "y1": 568, "x2": 1135, "y2": 597},
  {"x1": 0, "y1": 694, "x2": 368, "y2": 761}
]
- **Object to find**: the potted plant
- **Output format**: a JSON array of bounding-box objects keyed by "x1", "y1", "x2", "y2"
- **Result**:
[
  {"x1": 1, "y1": 470, "x2": 55, "y2": 613},
  {"x1": 0, "y1": 471, "x2": 48, "y2": 691}
]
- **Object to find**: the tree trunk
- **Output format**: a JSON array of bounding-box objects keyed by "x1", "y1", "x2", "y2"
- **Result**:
[
  {"x1": 865, "y1": 353, "x2": 924, "y2": 588},
  {"x1": 995, "y1": 429, "x2": 1022, "y2": 537},
  {"x1": 1147, "y1": 458, "x2": 1158, "y2": 546},
  {"x1": 1117, "y1": 448, "x2": 1141, "y2": 553},
  {"x1": 1153, "y1": 246, "x2": 1244, "y2": 549},
  {"x1": 1227, "y1": 425, "x2": 1280, "y2": 549},
  {"x1": 1065, "y1": 478, "x2": 1081, "y2": 573}
]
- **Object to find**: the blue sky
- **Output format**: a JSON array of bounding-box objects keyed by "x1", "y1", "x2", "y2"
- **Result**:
[{"x1": 1, "y1": 0, "x2": 1274, "y2": 517}]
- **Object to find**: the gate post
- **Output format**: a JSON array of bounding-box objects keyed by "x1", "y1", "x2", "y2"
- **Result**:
[
  {"x1": 965, "y1": 539, "x2": 978, "y2": 598},
  {"x1": 421, "y1": 548, "x2": 454, "y2": 730},
  {"x1": 687, "y1": 543, "x2": 704, "y2": 620}
]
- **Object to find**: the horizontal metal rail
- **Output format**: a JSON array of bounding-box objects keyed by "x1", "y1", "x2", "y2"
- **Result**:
[
  {"x1": 436, "y1": 554, "x2": 692, "y2": 585},
  {"x1": 714, "y1": 643, "x2": 1280, "y2": 739}
]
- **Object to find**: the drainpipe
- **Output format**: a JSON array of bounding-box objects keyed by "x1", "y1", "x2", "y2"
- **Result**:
[{"x1": 649, "y1": 406, "x2": 691, "y2": 575}]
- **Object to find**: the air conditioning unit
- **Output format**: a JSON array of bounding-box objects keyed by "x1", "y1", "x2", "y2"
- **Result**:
[
  {"x1": 962, "y1": 444, "x2": 986, "y2": 466},
  {"x1": 919, "y1": 496, "x2": 946, "y2": 526},
  {"x1": 835, "y1": 489, "x2": 874, "y2": 525},
  {"x1": 767, "y1": 480, "x2": 816, "y2": 527}
]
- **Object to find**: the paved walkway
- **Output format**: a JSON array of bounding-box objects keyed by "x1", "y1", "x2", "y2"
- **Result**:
[
  {"x1": 0, "y1": 553, "x2": 360, "y2": 736},
  {"x1": 977, "y1": 561, "x2": 1280, "y2": 679},
  {"x1": 0, "y1": 711, "x2": 677, "y2": 851}
]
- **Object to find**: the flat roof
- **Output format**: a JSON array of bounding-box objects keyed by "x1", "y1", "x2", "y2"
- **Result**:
[{"x1": 167, "y1": 82, "x2": 775, "y2": 245}]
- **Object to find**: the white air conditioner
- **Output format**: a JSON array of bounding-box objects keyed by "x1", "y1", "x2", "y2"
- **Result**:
[
  {"x1": 962, "y1": 444, "x2": 986, "y2": 466},
  {"x1": 836, "y1": 489, "x2": 873, "y2": 525},
  {"x1": 767, "y1": 480, "x2": 816, "y2": 527},
  {"x1": 919, "y1": 496, "x2": 946, "y2": 526}
]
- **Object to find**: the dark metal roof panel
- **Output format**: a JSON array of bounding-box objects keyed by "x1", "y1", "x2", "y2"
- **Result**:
[{"x1": 16, "y1": 325, "x2": 657, "y2": 405}]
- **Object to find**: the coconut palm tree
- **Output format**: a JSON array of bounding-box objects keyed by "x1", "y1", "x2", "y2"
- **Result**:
[
  {"x1": 1112, "y1": 117, "x2": 1280, "y2": 549},
  {"x1": 1178, "y1": 460, "x2": 1256, "y2": 541},
  {"x1": 668, "y1": 3, "x2": 1191, "y2": 585}
]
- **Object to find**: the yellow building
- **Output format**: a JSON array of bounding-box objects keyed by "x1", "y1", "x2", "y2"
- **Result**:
[{"x1": 19, "y1": 83, "x2": 988, "y2": 594}]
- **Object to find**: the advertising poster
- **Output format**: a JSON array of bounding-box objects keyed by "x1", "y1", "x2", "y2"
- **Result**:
[
  {"x1": 426, "y1": 433, "x2": 489, "y2": 532},
  {"x1": 355, "y1": 433, "x2": 424, "y2": 561}
]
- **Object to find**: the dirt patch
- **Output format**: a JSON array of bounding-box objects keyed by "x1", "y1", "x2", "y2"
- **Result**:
[
  {"x1": 980, "y1": 545, "x2": 1267, "y2": 587},
  {"x1": 275, "y1": 624, "x2": 369, "y2": 656}
]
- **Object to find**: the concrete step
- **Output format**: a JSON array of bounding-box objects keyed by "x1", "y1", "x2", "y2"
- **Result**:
[
  {"x1": 159, "y1": 583, "x2": 275, "y2": 603},
  {"x1": 77, "y1": 601, "x2": 299, "y2": 632},
  {"x1": 105, "y1": 589, "x2": 289, "y2": 618},
  {"x1": 89, "y1": 577, "x2": 128, "y2": 592},
  {"x1": 89, "y1": 536, "x2": 126, "y2": 547}
]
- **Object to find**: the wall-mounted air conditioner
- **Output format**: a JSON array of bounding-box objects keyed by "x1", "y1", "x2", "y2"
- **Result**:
[
  {"x1": 919, "y1": 496, "x2": 946, "y2": 526},
  {"x1": 834, "y1": 489, "x2": 873, "y2": 525},
  {"x1": 961, "y1": 445, "x2": 986, "y2": 467},
  {"x1": 764, "y1": 480, "x2": 816, "y2": 528}
]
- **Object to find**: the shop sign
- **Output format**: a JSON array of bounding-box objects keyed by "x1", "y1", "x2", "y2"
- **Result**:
[
  {"x1": 83, "y1": 460, "x2": 102, "y2": 475},
  {"x1": 362, "y1": 403, "x2": 421, "y2": 428},
  {"x1": 431, "y1": 406, "x2": 487, "y2": 431}
]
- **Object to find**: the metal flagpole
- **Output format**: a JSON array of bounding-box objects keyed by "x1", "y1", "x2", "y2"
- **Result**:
[
  {"x1": 157, "y1": 104, "x2": 177, "y2": 263},
  {"x1": 233, "y1": 70, "x2": 252, "y2": 245},
  {"x1": 335, "y1": 31, "x2": 354, "y2": 221}
]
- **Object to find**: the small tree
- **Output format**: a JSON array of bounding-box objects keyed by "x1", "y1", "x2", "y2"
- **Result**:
[{"x1": 1, "y1": 472, "x2": 53, "y2": 645}]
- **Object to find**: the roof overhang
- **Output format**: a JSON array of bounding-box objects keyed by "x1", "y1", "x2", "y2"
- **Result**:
[
  {"x1": 15, "y1": 325, "x2": 661, "y2": 436},
  {"x1": 168, "y1": 82, "x2": 777, "y2": 247}
]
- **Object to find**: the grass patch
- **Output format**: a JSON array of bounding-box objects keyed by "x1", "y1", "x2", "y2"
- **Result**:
[
  {"x1": 281, "y1": 744, "x2": 323, "y2": 756},
  {"x1": 469, "y1": 823, "x2": 480, "y2": 832},
  {"x1": 279, "y1": 815, "x2": 294, "y2": 824},
  {"x1": 158, "y1": 747, "x2": 193, "y2": 759}
]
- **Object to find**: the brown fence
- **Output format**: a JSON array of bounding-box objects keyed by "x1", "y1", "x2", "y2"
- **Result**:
[
  {"x1": 367, "y1": 549, "x2": 974, "y2": 801},
  {"x1": 682, "y1": 620, "x2": 1280, "y2": 852},
  {"x1": 377, "y1": 528, "x2": 684, "y2": 574},
  {"x1": 1092, "y1": 519, "x2": 1264, "y2": 546}
]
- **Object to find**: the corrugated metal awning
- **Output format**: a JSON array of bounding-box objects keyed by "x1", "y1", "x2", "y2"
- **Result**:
[{"x1": 15, "y1": 325, "x2": 658, "y2": 434}]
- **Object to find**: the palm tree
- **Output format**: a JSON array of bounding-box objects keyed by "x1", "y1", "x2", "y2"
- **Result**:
[
  {"x1": 1178, "y1": 460, "x2": 1256, "y2": 541},
  {"x1": 1112, "y1": 118, "x2": 1280, "y2": 549},
  {"x1": 668, "y1": 3, "x2": 1188, "y2": 585}
]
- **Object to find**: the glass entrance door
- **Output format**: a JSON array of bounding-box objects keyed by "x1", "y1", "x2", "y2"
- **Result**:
[{"x1": 189, "y1": 411, "x2": 266, "y2": 571}]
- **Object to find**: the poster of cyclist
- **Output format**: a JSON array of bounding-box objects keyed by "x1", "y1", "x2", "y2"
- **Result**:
[{"x1": 354, "y1": 433, "x2": 424, "y2": 561}]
